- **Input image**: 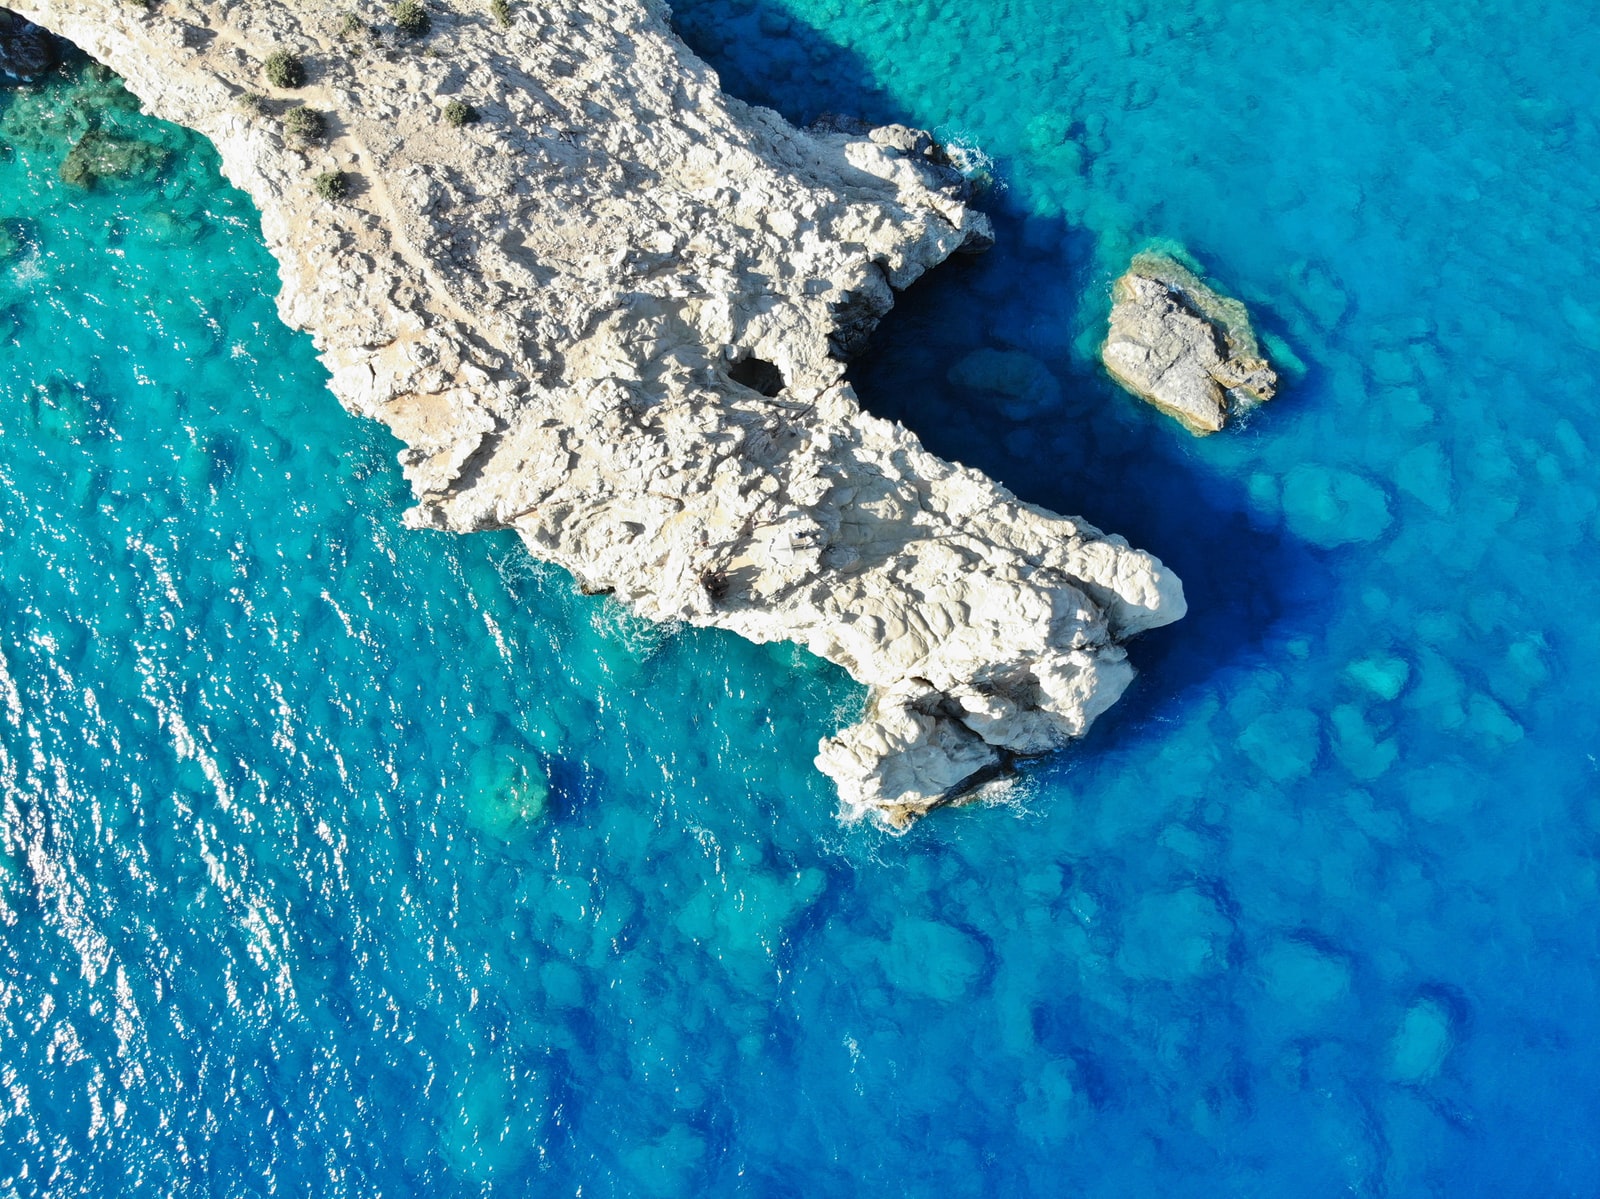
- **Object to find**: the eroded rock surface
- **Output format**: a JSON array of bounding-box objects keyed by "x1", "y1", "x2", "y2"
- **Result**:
[
  {"x1": 1103, "y1": 251, "x2": 1277, "y2": 435},
  {"x1": 13, "y1": 0, "x2": 1185, "y2": 830}
]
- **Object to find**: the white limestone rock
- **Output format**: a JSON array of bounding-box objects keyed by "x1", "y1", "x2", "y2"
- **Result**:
[
  {"x1": 1102, "y1": 251, "x2": 1277, "y2": 435},
  {"x1": 17, "y1": 0, "x2": 1186, "y2": 830}
]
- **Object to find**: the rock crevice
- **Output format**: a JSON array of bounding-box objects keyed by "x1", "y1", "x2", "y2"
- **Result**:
[{"x1": 11, "y1": 0, "x2": 1185, "y2": 829}]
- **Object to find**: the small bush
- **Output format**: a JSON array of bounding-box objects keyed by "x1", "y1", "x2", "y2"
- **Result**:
[
  {"x1": 442, "y1": 99, "x2": 477, "y2": 127},
  {"x1": 237, "y1": 91, "x2": 266, "y2": 115},
  {"x1": 283, "y1": 105, "x2": 326, "y2": 141},
  {"x1": 263, "y1": 50, "x2": 304, "y2": 89},
  {"x1": 490, "y1": 0, "x2": 513, "y2": 26},
  {"x1": 314, "y1": 171, "x2": 348, "y2": 201},
  {"x1": 337, "y1": 12, "x2": 367, "y2": 38},
  {"x1": 391, "y1": 0, "x2": 430, "y2": 37}
]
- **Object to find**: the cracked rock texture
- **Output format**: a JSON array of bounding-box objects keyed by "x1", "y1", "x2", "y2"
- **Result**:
[
  {"x1": 1103, "y1": 251, "x2": 1277, "y2": 435},
  {"x1": 15, "y1": 0, "x2": 1185, "y2": 830}
]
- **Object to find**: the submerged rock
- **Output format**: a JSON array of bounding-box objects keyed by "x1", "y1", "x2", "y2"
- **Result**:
[
  {"x1": 0, "y1": 216, "x2": 30, "y2": 261},
  {"x1": 1116, "y1": 888, "x2": 1232, "y2": 981},
  {"x1": 1281, "y1": 463, "x2": 1392, "y2": 547},
  {"x1": 59, "y1": 125, "x2": 170, "y2": 187},
  {"x1": 1389, "y1": 996, "x2": 1455, "y2": 1083},
  {"x1": 1259, "y1": 937, "x2": 1352, "y2": 1019},
  {"x1": 1101, "y1": 250, "x2": 1277, "y2": 434},
  {"x1": 946, "y1": 348, "x2": 1062, "y2": 420},
  {"x1": 14, "y1": 0, "x2": 1186, "y2": 831},
  {"x1": 29, "y1": 371, "x2": 107, "y2": 440},
  {"x1": 882, "y1": 917, "x2": 987, "y2": 1001},
  {"x1": 464, "y1": 746, "x2": 549, "y2": 839},
  {"x1": 0, "y1": 9, "x2": 58, "y2": 82}
]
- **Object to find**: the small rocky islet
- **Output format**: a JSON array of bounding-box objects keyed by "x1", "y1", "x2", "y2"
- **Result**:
[{"x1": 1102, "y1": 249, "x2": 1279, "y2": 435}]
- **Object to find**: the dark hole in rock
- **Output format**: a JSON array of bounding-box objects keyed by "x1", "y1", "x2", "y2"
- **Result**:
[
  {"x1": 729, "y1": 356, "x2": 785, "y2": 397},
  {"x1": 699, "y1": 567, "x2": 731, "y2": 602}
]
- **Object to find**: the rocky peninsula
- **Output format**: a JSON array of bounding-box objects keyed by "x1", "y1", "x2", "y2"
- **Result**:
[{"x1": 9, "y1": 0, "x2": 1185, "y2": 829}]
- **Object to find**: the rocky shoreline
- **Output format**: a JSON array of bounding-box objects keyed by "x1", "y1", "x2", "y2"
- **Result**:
[{"x1": 7, "y1": 0, "x2": 1185, "y2": 829}]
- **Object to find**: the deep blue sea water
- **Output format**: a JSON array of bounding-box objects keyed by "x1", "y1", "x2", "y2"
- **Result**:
[{"x1": 2, "y1": 0, "x2": 1598, "y2": 1192}]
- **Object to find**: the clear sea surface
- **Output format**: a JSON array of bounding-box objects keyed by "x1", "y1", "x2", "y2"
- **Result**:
[{"x1": 1, "y1": 0, "x2": 1597, "y2": 1191}]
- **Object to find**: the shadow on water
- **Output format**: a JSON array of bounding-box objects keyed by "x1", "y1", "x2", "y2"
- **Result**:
[
  {"x1": 669, "y1": 0, "x2": 898, "y2": 128},
  {"x1": 668, "y1": 0, "x2": 1328, "y2": 736}
]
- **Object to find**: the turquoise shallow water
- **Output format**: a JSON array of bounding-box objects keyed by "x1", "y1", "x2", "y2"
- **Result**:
[{"x1": 2, "y1": 0, "x2": 1599, "y2": 1192}]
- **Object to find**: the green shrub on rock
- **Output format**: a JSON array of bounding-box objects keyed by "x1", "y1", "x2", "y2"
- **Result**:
[
  {"x1": 442, "y1": 99, "x2": 477, "y2": 127},
  {"x1": 263, "y1": 50, "x2": 304, "y2": 89},
  {"x1": 338, "y1": 12, "x2": 367, "y2": 39},
  {"x1": 391, "y1": 0, "x2": 430, "y2": 37},
  {"x1": 283, "y1": 105, "x2": 326, "y2": 142},
  {"x1": 490, "y1": 0, "x2": 513, "y2": 26},
  {"x1": 237, "y1": 91, "x2": 266, "y2": 115},
  {"x1": 313, "y1": 170, "x2": 348, "y2": 201}
]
